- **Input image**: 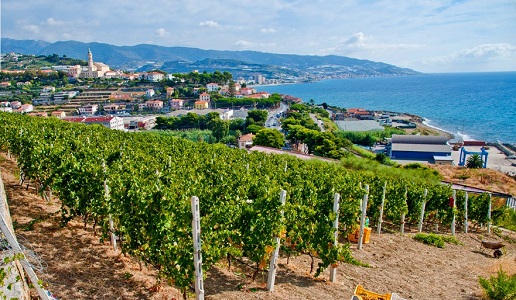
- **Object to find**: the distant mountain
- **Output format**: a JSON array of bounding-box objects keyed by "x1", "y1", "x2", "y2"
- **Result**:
[{"x1": 1, "y1": 38, "x2": 421, "y2": 79}]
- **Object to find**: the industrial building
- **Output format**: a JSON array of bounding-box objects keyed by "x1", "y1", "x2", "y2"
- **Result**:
[{"x1": 389, "y1": 135, "x2": 452, "y2": 163}]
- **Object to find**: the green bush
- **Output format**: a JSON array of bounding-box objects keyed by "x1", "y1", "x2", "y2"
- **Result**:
[
  {"x1": 479, "y1": 267, "x2": 516, "y2": 300},
  {"x1": 493, "y1": 206, "x2": 516, "y2": 232},
  {"x1": 413, "y1": 233, "x2": 462, "y2": 248},
  {"x1": 413, "y1": 233, "x2": 445, "y2": 248}
]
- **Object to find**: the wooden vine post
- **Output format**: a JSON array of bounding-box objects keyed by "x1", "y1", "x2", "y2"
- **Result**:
[
  {"x1": 400, "y1": 187, "x2": 407, "y2": 234},
  {"x1": 418, "y1": 189, "x2": 428, "y2": 233},
  {"x1": 191, "y1": 196, "x2": 205, "y2": 300},
  {"x1": 358, "y1": 185, "x2": 369, "y2": 251},
  {"x1": 487, "y1": 193, "x2": 492, "y2": 234},
  {"x1": 267, "y1": 190, "x2": 287, "y2": 291},
  {"x1": 377, "y1": 181, "x2": 387, "y2": 235},
  {"x1": 103, "y1": 161, "x2": 117, "y2": 251},
  {"x1": 451, "y1": 189, "x2": 456, "y2": 236},
  {"x1": 329, "y1": 193, "x2": 341, "y2": 282},
  {"x1": 464, "y1": 192, "x2": 469, "y2": 233}
]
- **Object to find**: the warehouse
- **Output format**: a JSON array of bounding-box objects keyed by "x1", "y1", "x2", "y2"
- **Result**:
[{"x1": 389, "y1": 135, "x2": 452, "y2": 162}]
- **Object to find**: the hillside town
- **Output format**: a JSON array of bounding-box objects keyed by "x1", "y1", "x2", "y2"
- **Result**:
[
  {"x1": 0, "y1": 50, "x2": 287, "y2": 129},
  {"x1": 1, "y1": 50, "x2": 516, "y2": 176}
]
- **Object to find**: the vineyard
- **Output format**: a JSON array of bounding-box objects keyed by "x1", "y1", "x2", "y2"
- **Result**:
[{"x1": 0, "y1": 112, "x2": 497, "y2": 298}]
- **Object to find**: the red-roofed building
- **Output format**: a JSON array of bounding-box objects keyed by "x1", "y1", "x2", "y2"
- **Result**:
[
  {"x1": 206, "y1": 83, "x2": 219, "y2": 92},
  {"x1": 194, "y1": 100, "x2": 209, "y2": 110},
  {"x1": 240, "y1": 87, "x2": 255, "y2": 95},
  {"x1": 170, "y1": 99, "x2": 185, "y2": 109},
  {"x1": 51, "y1": 111, "x2": 67, "y2": 118},
  {"x1": 145, "y1": 100, "x2": 163, "y2": 110},
  {"x1": 238, "y1": 133, "x2": 254, "y2": 149},
  {"x1": 18, "y1": 104, "x2": 34, "y2": 113},
  {"x1": 64, "y1": 115, "x2": 124, "y2": 130},
  {"x1": 199, "y1": 92, "x2": 210, "y2": 102}
]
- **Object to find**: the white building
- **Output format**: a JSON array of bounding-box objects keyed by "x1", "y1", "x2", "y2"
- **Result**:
[
  {"x1": 64, "y1": 116, "x2": 125, "y2": 130},
  {"x1": 206, "y1": 83, "x2": 219, "y2": 92},
  {"x1": 80, "y1": 49, "x2": 110, "y2": 78},
  {"x1": 143, "y1": 72, "x2": 164, "y2": 82},
  {"x1": 78, "y1": 104, "x2": 99, "y2": 115}
]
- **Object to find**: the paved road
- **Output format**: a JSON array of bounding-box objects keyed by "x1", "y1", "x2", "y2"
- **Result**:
[{"x1": 265, "y1": 102, "x2": 288, "y2": 129}]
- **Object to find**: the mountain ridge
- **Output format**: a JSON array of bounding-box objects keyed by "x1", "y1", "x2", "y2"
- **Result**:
[{"x1": 1, "y1": 38, "x2": 421, "y2": 79}]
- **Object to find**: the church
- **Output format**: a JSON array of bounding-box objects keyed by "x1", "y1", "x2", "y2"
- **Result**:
[{"x1": 80, "y1": 49, "x2": 110, "y2": 78}]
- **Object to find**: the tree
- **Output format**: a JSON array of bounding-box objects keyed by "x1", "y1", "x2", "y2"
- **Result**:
[
  {"x1": 246, "y1": 124, "x2": 263, "y2": 134},
  {"x1": 253, "y1": 128, "x2": 285, "y2": 149},
  {"x1": 466, "y1": 154, "x2": 483, "y2": 168},
  {"x1": 246, "y1": 109, "x2": 268, "y2": 126},
  {"x1": 207, "y1": 118, "x2": 229, "y2": 142}
]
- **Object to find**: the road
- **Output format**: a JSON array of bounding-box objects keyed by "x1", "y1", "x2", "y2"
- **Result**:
[{"x1": 265, "y1": 102, "x2": 288, "y2": 129}]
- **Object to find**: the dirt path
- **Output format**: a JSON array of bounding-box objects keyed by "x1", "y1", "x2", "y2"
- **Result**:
[{"x1": 1, "y1": 152, "x2": 514, "y2": 300}]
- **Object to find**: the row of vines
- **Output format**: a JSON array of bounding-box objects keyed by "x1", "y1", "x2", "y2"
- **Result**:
[{"x1": 0, "y1": 112, "x2": 493, "y2": 297}]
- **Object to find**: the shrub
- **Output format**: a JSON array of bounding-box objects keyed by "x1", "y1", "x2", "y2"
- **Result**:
[
  {"x1": 479, "y1": 267, "x2": 516, "y2": 300},
  {"x1": 413, "y1": 233, "x2": 445, "y2": 248},
  {"x1": 412, "y1": 233, "x2": 462, "y2": 248}
]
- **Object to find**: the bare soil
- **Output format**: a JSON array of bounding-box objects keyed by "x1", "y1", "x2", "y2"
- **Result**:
[{"x1": 1, "y1": 152, "x2": 515, "y2": 300}]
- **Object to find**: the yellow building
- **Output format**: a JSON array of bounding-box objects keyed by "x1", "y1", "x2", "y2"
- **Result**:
[{"x1": 194, "y1": 100, "x2": 209, "y2": 109}]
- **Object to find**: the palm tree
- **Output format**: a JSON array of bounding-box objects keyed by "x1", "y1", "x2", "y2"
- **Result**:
[{"x1": 466, "y1": 154, "x2": 483, "y2": 168}]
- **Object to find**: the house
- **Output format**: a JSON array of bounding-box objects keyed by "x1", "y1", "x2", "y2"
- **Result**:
[
  {"x1": 143, "y1": 72, "x2": 164, "y2": 82},
  {"x1": 238, "y1": 133, "x2": 254, "y2": 149},
  {"x1": 166, "y1": 87, "x2": 175, "y2": 98},
  {"x1": 18, "y1": 104, "x2": 34, "y2": 113},
  {"x1": 42, "y1": 86, "x2": 56, "y2": 93},
  {"x1": 170, "y1": 99, "x2": 185, "y2": 110},
  {"x1": 146, "y1": 89, "x2": 155, "y2": 99},
  {"x1": 199, "y1": 92, "x2": 210, "y2": 102},
  {"x1": 389, "y1": 135, "x2": 451, "y2": 163},
  {"x1": 145, "y1": 100, "x2": 163, "y2": 110},
  {"x1": 64, "y1": 115, "x2": 125, "y2": 130},
  {"x1": 256, "y1": 91, "x2": 270, "y2": 98},
  {"x1": 10, "y1": 101, "x2": 22, "y2": 109},
  {"x1": 67, "y1": 65, "x2": 82, "y2": 77},
  {"x1": 0, "y1": 82, "x2": 11, "y2": 88},
  {"x1": 240, "y1": 87, "x2": 255, "y2": 95},
  {"x1": 194, "y1": 100, "x2": 209, "y2": 110},
  {"x1": 206, "y1": 83, "x2": 219, "y2": 92},
  {"x1": 103, "y1": 103, "x2": 127, "y2": 114},
  {"x1": 78, "y1": 104, "x2": 99, "y2": 115},
  {"x1": 51, "y1": 111, "x2": 66, "y2": 118},
  {"x1": 28, "y1": 112, "x2": 47, "y2": 117}
]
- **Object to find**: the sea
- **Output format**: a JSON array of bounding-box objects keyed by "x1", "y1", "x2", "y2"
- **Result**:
[{"x1": 255, "y1": 72, "x2": 516, "y2": 144}]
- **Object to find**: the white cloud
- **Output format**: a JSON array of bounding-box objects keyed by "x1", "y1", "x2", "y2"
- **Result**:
[
  {"x1": 43, "y1": 17, "x2": 64, "y2": 26},
  {"x1": 260, "y1": 28, "x2": 276, "y2": 33},
  {"x1": 426, "y1": 43, "x2": 516, "y2": 64},
  {"x1": 233, "y1": 40, "x2": 276, "y2": 49},
  {"x1": 455, "y1": 43, "x2": 516, "y2": 59},
  {"x1": 325, "y1": 32, "x2": 420, "y2": 55},
  {"x1": 199, "y1": 21, "x2": 219, "y2": 28},
  {"x1": 156, "y1": 28, "x2": 169, "y2": 38},
  {"x1": 22, "y1": 25, "x2": 40, "y2": 34},
  {"x1": 234, "y1": 40, "x2": 253, "y2": 47}
]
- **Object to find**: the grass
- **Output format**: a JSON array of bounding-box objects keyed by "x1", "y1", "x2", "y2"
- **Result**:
[
  {"x1": 479, "y1": 267, "x2": 516, "y2": 300},
  {"x1": 494, "y1": 207, "x2": 516, "y2": 232},
  {"x1": 413, "y1": 233, "x2": 462, "y2": 248}
]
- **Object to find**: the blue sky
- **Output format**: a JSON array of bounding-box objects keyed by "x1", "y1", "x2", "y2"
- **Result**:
[{"x1": 1, "y1": 0, "x2": 515, "y2": 73}]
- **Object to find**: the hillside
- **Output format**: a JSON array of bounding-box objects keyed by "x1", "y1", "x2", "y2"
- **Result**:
[
  {"x1": 1, "y1": 38, "x2": 420, "y2": 79},
  {"x1": 1, "y1": 152, "x2": 514, "y2": 300}
]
